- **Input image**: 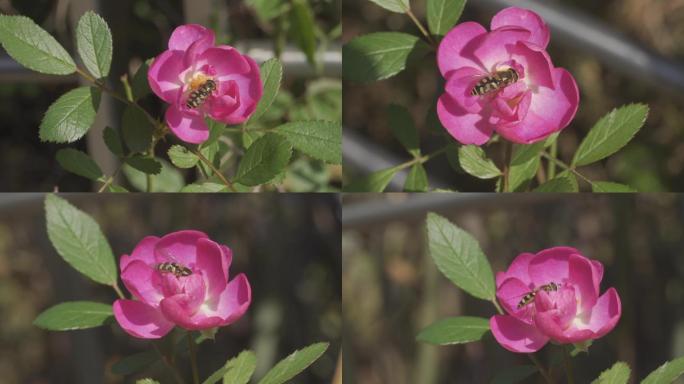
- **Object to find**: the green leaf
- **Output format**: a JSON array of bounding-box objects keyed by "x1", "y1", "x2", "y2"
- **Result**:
[
  {"x1": 509, "y1": 143, "x2": 543, "y2": 191},
  {"x1": 641, "y1": 356, "x2": 684, "y2": 384},
  {"x1": 257, "y1": 342, "x2": 329, "y2": 384},
  {"x1": 427, "y1": 0, "x2": 466, "y2": 37},
  {"x1": 131, "y1": 59, "x2": 152, "y2": 100},
  {"x1": 491, "y1": 365, "x2": 538, "y2": 384},
  {"x1": 426, "y1": 212, "x2": 495, "y2": 300},
  {"x1": 108, "y1": 184, "x2": 129, "y2": 193},
  {"x1": 111, "y1": 350, "x2": 159, "y2": 375},
  {"x1": 274, "y1": 121, "x2": 341, "y2": 164},
  {"x1": 388, "y1": 104, "x2": 420, "y2": 157},
  {"x1": 122, "y1": 105, "x2": 154, "y2": 153},
  {"x1": 416, "y1": 316, "x2": 490, "y2": 345},
  {"x1": 39, "y1": 87, "x2": 101, "y2": 143},
  {"x1": 103, "y1": 126, "x2": 124, "y2": 156},
  {"x1": 125, "y1": 156, "x2": 162, "y2": 175},
  {"x1": 0, "y1": 15, "x2": 76, "y2": 75},
  {"x1": 404, "y1": 164, "x2": 428, "y2": 192},
  {"x1": 534, "y1": 174, "x2": 577, "y2": 192},
  {"x1": 289, "y1": 0, "x2": 317, "y2": 67},
  {"x1": 249, "y1": 58, "x2": 283, "y2": 124},
  {"x1": 235, "y1": 134, "x2": 293, "y2": 186},
  {"x1": 123, "y1": 158, "x2": 184, "y2": 192},
  {"x1": 591, "y1": 362, "x2": 630, "y2": 384},
  {"x1": 56, "y1": 148, "x2": 103, "y2": 181},
  {"x1": 136, "y1": 380, "x2": 160, "y2": 384},
  {"x1": 344, "y1": 167, "x2": 400, "y2": 192},
  {"x1": 343, "y1": 32, "x2": 431, "y2": 83},
  {"x1": 458, "y1": 145, "x2": 501, "y2": 179},
  {"x1": 33, "y1": 301, "x2": 112, "y2": 330},
  {"x1": 223, "y1": 351, "x2": 257, "y2": 384},
  {"x1": 180, "y1": 183, "x2": 228, "y2": 192},
  {"x1": 306, "y1": 79, "x2": 342, "y2": 121},
  {"x1": 76, "y1": 11, "x2": 112, "y2": 78},
  {"x1": 168, "y1": 145, "x2": 199, "y2": 168},
  {"x1": 45, "y1": 194, "x2": 117, "y2": 285},
  {"x1": 247, "y1": 0, "x2": 287, "y2": 22},
  {"x1": 591, "y1": 181, "x2": 637, "y2": 193},
  {"x1": 572, "y1": 104, "x2": 649, "y2": 166},
  {"x1": 367, "y1": 0, "x2": 409, "y2": 13}
]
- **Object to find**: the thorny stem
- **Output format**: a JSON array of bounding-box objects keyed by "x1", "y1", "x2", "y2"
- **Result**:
[
  {"x1": 491, "y1": 298, "x2": 554, "y2": 384},
  {"x1": 188, "y1": 333, "x2": 200, "y2": 384},
  {"x1": 152, "y1": 342, "x2": 185, "y2": 384},
  {"x1": 528, "y1": 353, "x2": 555, "y2": 384},
  {"x1": 563, "y1": 346, "x2": 575, "y2": 384},
  {"x1": 547, "y1": 140, "x2": 558, "y2": 179},
  {"x1": 97, "y1": 164, "x2": 123, "y2": 193},
  {"x1": 192, "y1": 148, "x2": 237, "y2": 192},
  {"x1": 502, "y1": 141, "x2": 513, "y2": 192},
  {"x1": 392, "y1": 146, "x2": 449, "y2": 173},
  {"x1": 540, "y1": 152, "x2": 594, "y2": 187}
]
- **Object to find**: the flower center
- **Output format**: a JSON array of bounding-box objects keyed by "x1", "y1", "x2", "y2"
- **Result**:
[{"x1": 188, "y1": 72, "x2": 213, "y2": 91}]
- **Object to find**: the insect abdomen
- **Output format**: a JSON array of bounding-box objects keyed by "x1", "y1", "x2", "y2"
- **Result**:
[
  {"x1": 156, "y1": 262, "x2": 192, "y2": 277},
  {"x1": 186, "y1": 79, "x2": 216, "y2": 109},
  {"x1": 470, "y1": 69, "x2": 519, "y2": 96}
]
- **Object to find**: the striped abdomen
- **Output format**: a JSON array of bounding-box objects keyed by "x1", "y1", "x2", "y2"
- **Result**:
[
  {"x1": 471, "y1": 68, "x2": 519, "y2": 96},
  {"x1": 186, "y1": 79, "x2": 216, "y2": 109}
]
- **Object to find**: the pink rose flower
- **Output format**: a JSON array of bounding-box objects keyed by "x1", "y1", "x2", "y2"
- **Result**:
[
  {"x1": 148, "y1": 24, "x2": 263, "y2": 144},
  {"x1": 113, "y1": 230, "x2": 251, "y2": 339},
  {"x1": 436, "y1": 7, "x2": 579, "y2": 145},
  {"x1": 490, "y1": 247, "x2": 621, "y2": 353}
]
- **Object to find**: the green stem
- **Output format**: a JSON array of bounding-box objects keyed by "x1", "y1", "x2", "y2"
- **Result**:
[
  {"x1": 405, "y1": 9, "x2": 436, "y2": 47},
  {"x1": 152, "y1": 342, "x2": 185, "y2": 384},
  {"x1": 112, "y1": 284, "x2": 125, "y2": 299},
  {"x1": 192, "y1": 148, "x2": 237, "y2": 192},
  {"x1": 563, "y1": 346, "x2": 575, "y2": 384},
  {"x1": 502, "y1": 141, "x2": 512, "y2": 192},
  {"x1": 547, "y1": 140, "x2": 558, "y2": 179},
  {"x1": 188, "y1": 333, "x2": 200, "y2": 384},
  {"x1": 528, "y1": 353, "x2": 555, "y2": 384},
  {"x1": 491, "y1": 299, "x2": 504, "y2": 315},
  {"x1": 540, "y1": 152, "x2": 594, "y2": 187},
  {"x1": 121, "y1": 74, "x2": 134, "y2": 102},
  {"x1": 392, "y1": 146, "x2": 449, "y2": 173},
  {"x1": 97, "y1": 164, "x2": 123, "y2": 193}
]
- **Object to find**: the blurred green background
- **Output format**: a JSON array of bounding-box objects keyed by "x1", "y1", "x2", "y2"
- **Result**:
[
  {"x1": 0, "y1": 193, "x2": 341, "y2": 383},
  {"x1": 342, "y1": 194, "x2": 684, "y2": 383},
  {"x1": 0, "y1": 0, "x2": 341, "y2": 192},
  {"x1": 342, "y1": 0, "x2": 684, "y2": 191}
]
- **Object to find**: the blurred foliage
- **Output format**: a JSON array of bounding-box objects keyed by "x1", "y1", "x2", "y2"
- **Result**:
[
  {"x1": 0, "y1": 0, "x2": 341, "y2": 191},
  {"x1": 343, "y1": 0, "x2": 684, "y2": 191},
  {"x1": 0, "y1": 194, "x2": 340, "y2": 383},
  {"x1": 343, "y1": 194, "x2": 684, "y2": 383}
]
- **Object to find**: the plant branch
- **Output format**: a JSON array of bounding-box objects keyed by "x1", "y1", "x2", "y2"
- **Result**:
[
  {"x1": 405, "y1": 9, "x2": 436, "y2": 47},
  {"x1": 491, "y1": 299, "x2": 504, "y2": 315},
  {"x1": 502, "y1": 142, "x2": 512, "y2": 192},
  {"x1": 563, "y1": 346, "x2": 575, "y2": 384},
  {"x1": 528, "y1": 353, "x2": 555, "y2": 384},
  {"x1": 152, "y1": 342, "x2": 185, "y2": 384},
  {"x1": 192, "y1": 148, "x2": 237, "y2": 192},
  {"x1": 97, "y1": 164, "x2": 123, "y2": 193},
  {"x1": 111, "y1": 284, "x2": 125, "y2": 299},
  {"x1": 540, "y1": 152, "x2": 595, "y2": 187},
  {"x1": 547, "y1": 140, "x2": 558, "y2": 179},
  {"x1": 187, "y1": 333, "x2": 200, "y2": 384}
]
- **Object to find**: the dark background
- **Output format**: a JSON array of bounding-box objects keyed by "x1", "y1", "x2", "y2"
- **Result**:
[
  {"x1": 0, "y1": 193, "x2": 341, "y2": 383},
  {"x1": 343, "y1": 0, "x2": 684, "y2": 191},
  {"x1": 342, "y1": 194, "x2": 684, "y2": 383}
]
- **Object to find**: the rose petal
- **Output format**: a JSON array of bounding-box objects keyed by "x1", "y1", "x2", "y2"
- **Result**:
[
  {"x1": 165, "y1": 106, "x2": 210, "y2": 144},
  {"x1": 210, "y1": 55, "x2": 262, "y2": 124},
  {"x1": 120, "y1": 236, "x2": 160, "y2": 271},
  {"x1": 155, "y1": 230, "x2": 209, "y2": 266},
  {"x1": 535, "y1": 288, "x2": 577, "y2": 328},
  {"x1": 209, "y1": 273, "x2": 251, "y2": 325},
  {"x1": 147, "y1": 50, "x2": 186, "y2": 103},
  {"x1": 121, "y1": 260, "x2": 165, "y2": 305},
  {"x1": 528, "y1": 246, "x2": 581, "y2": 287},
  {"x1": 169, "y1": 24, "x2": 215, "y2": 52},
  {"x1": 437, "y1": 22, "x2": 488, "y2": 77},
  {"x1": 496, "y1": 277, "x2": 534, "y2": 318},
  {"x1": 220, "y1": 245, "x2": 233, "y2": 281},
  {"x1": 491, "y1": 7, "x2": 550, "y2": 49},
  {"x1": 497, "y1": 252, "x2": 535, "y2": 287},
  {"x1": 437, "y1": 93, "x2": 494, "y2": 145},
  {"x1": 490, "y1": 315, "x2": 549, "y2": 353},
  {"x1": 508, "y1": 42, "x2": 554, "y2": 89},
  {"x1": 195, "y1": 238, "x2": 228, "y2": 299},
  {"x1": 197, "y1": 46, "x2": 251, "y2": 80},
  {"x1": 568, "y1": 253, "x2": 599, "y2": 313},
  {"x1": 113, "y1": 299, "x2": 174, "y2": 339},
  {"x1": 444, "y1": 67, "x2": 487, "y2": 113},
  {"x1": 472, "y1": 28, "x2": 532, "y2": 72},
  {"x1": 582, "y1": 287, "x2": 621, "y2": 338},
  {"x1": 160, "y1": 295, "x2": 223, "y2": 330},
  {"x1": 534, "y1": 310, "x2": 594, "y2": 343}
]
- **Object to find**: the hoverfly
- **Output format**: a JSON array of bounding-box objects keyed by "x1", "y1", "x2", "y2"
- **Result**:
[
  {"x1": 516, "y1": 282, "x2": 561, "y2": 309},
  {"x1": 156, "y1": 261, "x2": 192, "y2": 277},
  {"x1": 470, "y1": 68, "x2": 519, "y2": 96},
  {"x1": 186, "y1": 79, "x2": 217, "y2": 109}
]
